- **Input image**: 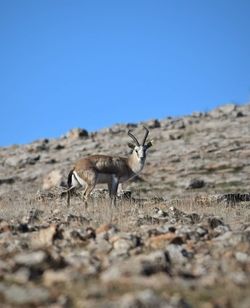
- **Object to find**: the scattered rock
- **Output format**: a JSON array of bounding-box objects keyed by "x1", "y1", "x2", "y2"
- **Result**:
[
  {"x1": 146, "y1": 233, "x2": 177, "y2": 249},
  {"x1": 0, "y1": 220, "x2": 11, "y2": 233},
  {"x1": 5, "y1": 154, "x2": 40, "y2": 168},
  {"x1": 30, "y1": 224, "x2": 58, "y2": 248},
  {"x1": 14, "y1": 251, "x2": 47, "y2": 267},
  {"x1": 208, "y1": 217, "x2": 224, "y2": 229},
  {"x1": 119, "y1": 289, "x2": 170, "y2": 308},
  {"x1": 186, "y1": 179, "x2": 205, "y2": 189},
  {"x1": 0, "y1": 177, "x2": 16, "y2": 185},
  {"x1": 0, "y1": 103, "x2": 250, "y2": 307},
  {"x1": 196, "y1": 226, "x2": 208, "y2": 237},
  {"x1": 166, "y1": 244, "x2": 189, "y2": 265},
  {"x1": 147, "y1": 119, "x2": 161, "y2": 129},
  {"x1": 210, "y1": 103, "x2": 237, "y2": 117},
  {"x1": 66, "y1": 128, "x2": 88, "y2": 140},
  {"x1": 169, "y1": 131, "x2": 183, "y2": 140},
  {"x1": 43, "y1": 269, "x2": 69, "y2": 286},
  {"x1": 101, "y1": 250, "x2": 171, "y2": 282},
  {"x1": 110, "y1": 233, "x2": 141, "y2": 254},
  {"x1": 0, "y1": 284, "x2": 50, "y2": 305}
]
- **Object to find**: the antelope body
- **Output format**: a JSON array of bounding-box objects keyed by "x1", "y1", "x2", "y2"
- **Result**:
[{"x1": 67, "y1": 127, "x2": 152, "y2": 206}]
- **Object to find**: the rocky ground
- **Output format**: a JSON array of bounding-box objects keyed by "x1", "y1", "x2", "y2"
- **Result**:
[{"x1": 0, "y1": 103, "x2": 250, "y2": 307}]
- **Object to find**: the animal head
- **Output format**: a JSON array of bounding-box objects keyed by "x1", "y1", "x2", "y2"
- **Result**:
[{"x1": 127, "y1": 126, "x2": 153, "y2": 162}]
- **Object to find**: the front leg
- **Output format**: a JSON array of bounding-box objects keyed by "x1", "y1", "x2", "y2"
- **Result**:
[{"x1": 108, "y1": 175, "x2": 119, "y2": 206}]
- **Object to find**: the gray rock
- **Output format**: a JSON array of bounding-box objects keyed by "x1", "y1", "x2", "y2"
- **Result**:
[
  {"x1": 218, "y1": 103, "x2": 237, "y2": 114},
  {"x1": 208, "y1": 217, "x2": 224, "y2": 229},
  {"x1": 14, "y1": 251, "x2": 47, "y2": 267},
  {"x1": 196, "y1": 226, "x2": 208, "y2": 237},
  {"x1": 119, "y1": 289, "x2": 171, "y2": 308},
  {"x1": 88, "y1": 238, "x2": 113, "y2": 255},
  {"x1": 210, "y1": 103, "x2": 237, "y2": 117},
  {"x1": 166, "y1": 244, "x2": 188, "y2": 264},
  {"x1": 66, "y1": 128, "x2": 88, "y2": 139},
  {"x1": 5, "y1": 154, "x2": 40, "y2": 168},
  {"x1": 1, "y1": 284, "x2": 50, "y2": 305},
  {"x1": 101, "y1": 250, "x2": 170, "y2": 282},
  {"x1": 147, "y1": 119, "x2": 161, "y2": 129},
  {"x1": 0, "y1": 177, "x2": 16, "y2": 185},
  {"x1": 235, "y1": 252, "x2": 250, "y2": 263},
  {"x1": 186, "y1": 179, "x2": 205, "y2": 189}
]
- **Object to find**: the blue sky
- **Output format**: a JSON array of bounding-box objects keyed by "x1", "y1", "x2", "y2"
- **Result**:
[{"x1": 0, "y1": 1, "x2": 250, "y2": 146}]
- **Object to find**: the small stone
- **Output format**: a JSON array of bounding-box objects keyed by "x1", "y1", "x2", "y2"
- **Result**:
[
  {"x1": 5, "y1": 154, "x2": 40, "y2": 168},
  {"x1": 88, "y1": 238, "x2": 113, "y2": 255},
  {"x1": 147, "y1": 119, "x2": 161, "y2": 129},
  {"x1": 229, "y1": 271, "x2": 248, "y2": 286},
  {"x1": 146, "y1": 233, "x2": 177, "y2": 249},
  {"x1": 208, "y1": 217, "x2": 224, "y2": 229},
  {"x1": 169, "y1": 131, "x2": 183, "y2": 140},
  {"x1": 119, "y1": 289, "x2": 170, "y2": 308},
  {"x1": 14, "y1": 251, "x2": 47, "y2": 267},
  {"x1": 196, "y1": 226, "x2": 208, "y2": 237},
  {"x1": 66, "y1": 128, "x2": 88, "y2": 140},
  {"x1": 43, "y1": 269, "x2": 69, "y2": 287},
  {"x1": 11, "y1": 268, "x2": 30, "y2": 284},
  {"x1": 219, "y1": 103, "x2": 237, "y2": 114},
  {"x1": 0, "y1": 220, "x2": 11, "y2": 233},
  {"x1": 166, "y1": 244, "x2": 188, "y2": 264},
  {"x1": 0, "y1": 177, "x2": 16, "y2": 185},
  {"x1": 186, "y1": 179, "x2": 205, "y2": 189},
  {"x1": 110, "y1": 233, "x2": 140, "y2": 253},
  {"x1": 101, "y1": 250, "x2": 170, "y2": 282},
  {"x1": 210, "y1": 103, "x2": 236, "y2": 117},
  {"x1": 30, "y1": 225, "x2": 57, "y2": 249},
  {"x1": 235, "y1": 252, "x2": 249, "y2": 263},
  {"x1": 3, "y1": 285, "x2": 50, "y2": 305}
]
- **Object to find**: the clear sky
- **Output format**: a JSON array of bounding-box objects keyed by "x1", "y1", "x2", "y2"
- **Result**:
[{"x1": 0, "y1": 1, "x2": 250, "y2": 146}]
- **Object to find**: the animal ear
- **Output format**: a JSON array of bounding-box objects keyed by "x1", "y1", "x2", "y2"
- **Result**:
[
  {"x1": 128, "y1": 142, "x2": 135, "y2": 149},
  {"x1": 146, "y1": 140, "x2": 153, "y2": 149}
]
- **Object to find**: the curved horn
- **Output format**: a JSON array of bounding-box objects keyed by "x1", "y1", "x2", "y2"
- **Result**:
[
  {"x1": 128, "y1": 130, "x2": 140, "y2": 146},
  {"x1": 142, "y1": 126, "x2": 149, "y2": 145}
]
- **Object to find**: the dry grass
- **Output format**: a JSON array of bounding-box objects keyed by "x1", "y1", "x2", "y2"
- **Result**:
[
  {"x1": 0, "y1": 188, "x2": 250, "y2": 307},
  {"x1": 1, "y1": 189, "x2": 249, "y2": 232}
]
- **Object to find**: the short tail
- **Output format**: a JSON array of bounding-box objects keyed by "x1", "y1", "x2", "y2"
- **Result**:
[{"x1": 67, "y1": 169, "x2": 74, "y2": 206}]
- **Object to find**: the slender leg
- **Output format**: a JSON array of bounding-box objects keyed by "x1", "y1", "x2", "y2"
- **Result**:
[
  {"x1": 67, "y1": 170, "x2": 84, "y2": 207},
  {"x1": 67, "y1": 188, "x2": 72, "y2": 207},
  {"x1": 83, "y1": 184, "x2": 96, "y2": 208},
  {"x1": 66, "y1": 183, "x2": 78, "y2": 207},
  {"x1": 109, "y1": 175, "x2": 119, "y2": 206},
  {"x1": 82, "y1": 171, "x2": 97, "y2": 207}
]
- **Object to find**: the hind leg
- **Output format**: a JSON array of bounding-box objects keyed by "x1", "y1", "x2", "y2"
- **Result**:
[{"x1": 67, "y1": 170, "x2": 84, "y2": 207}]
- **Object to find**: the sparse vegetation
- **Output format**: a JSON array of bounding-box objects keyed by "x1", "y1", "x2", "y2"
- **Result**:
[
  {"x1": 0, "y1": 189, "x2": 249, "y2": 307},
  {"x1": 0, "y1": 103, "x2": 250, "y2": 307}
]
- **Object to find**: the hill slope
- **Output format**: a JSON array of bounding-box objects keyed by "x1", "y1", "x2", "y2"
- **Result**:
[
  {"x1": 0, "y1": 103, "x2": 249, "y2": 198},
  {"x1": 0, "y1": 103, "x2": 250, "y2": 307}
]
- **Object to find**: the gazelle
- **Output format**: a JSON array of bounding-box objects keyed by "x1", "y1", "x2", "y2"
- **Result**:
[{"x1": 67, "y1": 126, "x2": 153, "y2": 206}]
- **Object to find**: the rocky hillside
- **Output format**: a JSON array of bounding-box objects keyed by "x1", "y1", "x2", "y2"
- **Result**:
[
  {"x1": 0, "y1": 103, "x2": 250, "y2": 307},
  {"x1": 0, "y1": 103, "x2": 249, "y2": 199}
]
